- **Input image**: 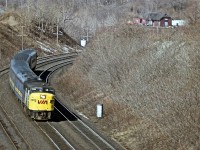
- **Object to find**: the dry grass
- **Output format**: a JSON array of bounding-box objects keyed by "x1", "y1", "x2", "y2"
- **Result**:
[{"x1": 56, "y1": 25, "x2": 200, "y2": 149}]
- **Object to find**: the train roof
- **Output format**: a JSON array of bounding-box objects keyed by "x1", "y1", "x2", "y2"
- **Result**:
[
  {"x1": 13, "y1": 49, "x2": 36, "y2": 60},
  {"x1": 10, "y1": 49, "x2": 38, "y2": 83}
]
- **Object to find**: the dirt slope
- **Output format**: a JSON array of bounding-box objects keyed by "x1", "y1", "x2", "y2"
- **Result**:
[{"x1": 0, "y1": 12, "x2": 79, "y2": 68}]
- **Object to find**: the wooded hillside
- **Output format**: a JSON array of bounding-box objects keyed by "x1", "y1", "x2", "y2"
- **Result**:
[{"x1": 0, "y1": 1, "x2": 200, "y2": 149}]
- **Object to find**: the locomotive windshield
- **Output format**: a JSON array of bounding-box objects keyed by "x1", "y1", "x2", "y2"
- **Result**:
[{"x1": 31, "y1": 87, "x2": 55, "y2": 94}]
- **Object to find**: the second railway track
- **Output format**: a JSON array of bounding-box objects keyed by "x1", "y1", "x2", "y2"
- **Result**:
[
  {"x1": 0, "y1": 67, "x2": 9, "y2": 77},
  {"x1": 35, "y1": 52, "x2": 123, "y2": 149},
  {"x1": 0, "y1": 51, "x2": 124, "y2": 150},
  {"x1": 0, "y1": 105, "x2": 31, "y2": 149}
]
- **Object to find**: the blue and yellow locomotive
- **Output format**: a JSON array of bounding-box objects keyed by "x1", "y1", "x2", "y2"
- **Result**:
[{"x1": 9, "y1": 49, "x2": 55, "y2": 120}]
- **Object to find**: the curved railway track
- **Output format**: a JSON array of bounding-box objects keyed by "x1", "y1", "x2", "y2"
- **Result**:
[
  {"x1": 0, "y1": 67, "x2": 32, "y2": 149},
  {"x1": 0, "y1": 52, "x2": 124, "y2": 150},
  {"x1": 0, "y1": 53, "x2": 76, "y2": 150},
  {"x1": 51, "y1": 99, "x2": 118, "y2": 150},
  {"x1": 37, "y1": 52, "x2": 78, "y2": 61},
  {"x1": 0, "y1": 67, "x2": 9, "y2": 77},
  {"x1": 37, "y1": 52, "x2": 78, "y2": 65},
  {"x1": 34, "y1": 54, "x2": 122, "y2": 150}
]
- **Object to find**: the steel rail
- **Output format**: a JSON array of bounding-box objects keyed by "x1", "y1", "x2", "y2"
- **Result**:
[
  {"x1": 34, "y1": 121, "x2": 61, "y2": 150},
  {"x1": 39, "y1": 59, "x2": 75, "y2": 79},
  {"x1": 0, "y1": 120, "x2": 17, "y2": 150},
  {"x1": 45, "y1": 62, "x2": 73, "y2": 83},
  {"x1": 54, "y1": 106, "x2": 102, "y2": 150},
  {"x1": 0, "y1": 67, "x2": 9, "y2": 77},
  {"x1": 37, "y1": 52, "x2": 78, "y2": 61},
  {"x1": 47, "y1": 122, "x2": 75, "y2": 150},
  {"x1": 0, "y1": 105, "x2": 32, "y2": 149},
  {"x1": 36, "y1": 55, "x2": 76, "y2": 69},
  {"x1": 54, "y1": 99, "x2": 116, "y2": 150},
  {"x1": 42, "y1": 59, "x2": 117, "y2": 150},
  {"x1": 35, "y1": 59, "x2": 76, "y2": 149},
  {"x1": 2, "y1": 51, "x2": 78, "y2": 149},
  {"x1": 38, "y1": 59, "x2": 102, "y2": 149},
  {"x1": 36, "y1": 53, "x2": 77, "y2": 71}
]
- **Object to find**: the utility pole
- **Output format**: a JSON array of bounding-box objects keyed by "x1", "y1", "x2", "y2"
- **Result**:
[
  {"x1": 56, "y1": 24, "x2": 59, "y2": 45},
  {"x1": 18, "y1": 26, "x2": 27, "y2": 51},
  {"x1": 53, "y1": 18, "x2": 63, "y2": 45}
]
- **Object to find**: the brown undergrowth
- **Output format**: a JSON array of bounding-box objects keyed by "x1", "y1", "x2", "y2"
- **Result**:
[{"x1": 55, "y1": 24, "x2": 200, "y2": 150}]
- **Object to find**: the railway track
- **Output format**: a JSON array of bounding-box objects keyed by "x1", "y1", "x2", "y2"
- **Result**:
[
  {"x1": 51, "y1": 99, "x2": 118, "y2": 150},
  {"x1": 34, "y1": 54, "x2": 122, "y2": 149},
  {"x1": 0, "y1": 67, "x2": 31, "y2": 149},
  {"x1": 37, "y1": 52, "x2": 78, "y2": 61},
  {"x1": 0, "y1": 52, "x2": 78, "y2": 150},
  {"x1": 0, "y1": 52, "x2": 124, "y2": 150},
  {"x1": 36, "y1": 53, "x2": 77, "y2": 70},
  {"x1": 0, "y1": 67, "x2": 9, "y2": 77},
  {"x1": 0, "y1": 105, "x2": 31, "y2": 149},
  {"x1": 34, "y1": 53, "x2": 78, "y2": 149},
  {"x1": 37, "y1": 52, "x2": 78, "y2": 63},
  {"x1": 34, "y1": 121, "x2": 75, "y2": 150}
]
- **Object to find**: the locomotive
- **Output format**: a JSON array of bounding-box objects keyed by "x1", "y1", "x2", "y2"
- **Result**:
[{"x1": 9, "y1": 49, "x2": 55, "y2": 120}]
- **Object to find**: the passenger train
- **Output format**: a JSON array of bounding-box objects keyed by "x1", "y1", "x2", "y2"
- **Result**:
[{"x1": 9, "y1": 49, "x2": 55, "y2": 120}]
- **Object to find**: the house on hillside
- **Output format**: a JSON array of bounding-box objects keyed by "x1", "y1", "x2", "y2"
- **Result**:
[
  {"x1": 172, "y1": 18, "x2": 187, "y2": 27},
  {"x1": 146, "y1": 12, "x2": 172, "y2": 27},
  {"x1": 127, "y1": 17, "x2": 146, "y2": 25},
  {"x1": 133, "y1": 17, "x2": 146, "y2": 25}
]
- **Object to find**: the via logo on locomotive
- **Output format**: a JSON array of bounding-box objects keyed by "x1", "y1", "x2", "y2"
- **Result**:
[
  {"x1": 38, "y1": 100, "x2": 48, "y2": 104},
  {"x1": 38, "y1": 94, "x2": 48, "y2": 104}
]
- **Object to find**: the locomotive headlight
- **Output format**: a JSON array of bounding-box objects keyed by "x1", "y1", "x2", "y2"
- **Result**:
[{"x1": 40, "y1": 95, "x2": 46, "y2": 99}]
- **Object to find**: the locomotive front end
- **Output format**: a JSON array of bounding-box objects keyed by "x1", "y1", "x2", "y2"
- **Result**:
[{"x1": 28, "y1": 87, "x2": 55, "y2": 120}]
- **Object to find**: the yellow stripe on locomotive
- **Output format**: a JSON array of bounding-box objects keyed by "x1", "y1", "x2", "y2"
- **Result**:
[
  {"x1": 29, "y1": 93, "x2": 54, "y2": 111},
  {"x1": 9, "y1": 77, "x2": 14, "y2": 88}
]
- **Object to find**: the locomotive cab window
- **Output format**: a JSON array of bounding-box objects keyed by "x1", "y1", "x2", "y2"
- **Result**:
[
  {"x1": 44, "y1": 88, "x2": 55, "y2": 94},
  {"x1": 30, "y1": 87, "x2": 55, "y2": 94},
  {"x1": 31, "y1": 87, "x2": 43, "y2": 93}
]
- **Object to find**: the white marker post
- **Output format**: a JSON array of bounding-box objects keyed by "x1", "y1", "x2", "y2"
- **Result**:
[
  {"x1": 96, "y1": 104, "x2": 103, "y2": 118},
  {"x1": 80, "y1": 38, "x2": 86, "y2": 47}
]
